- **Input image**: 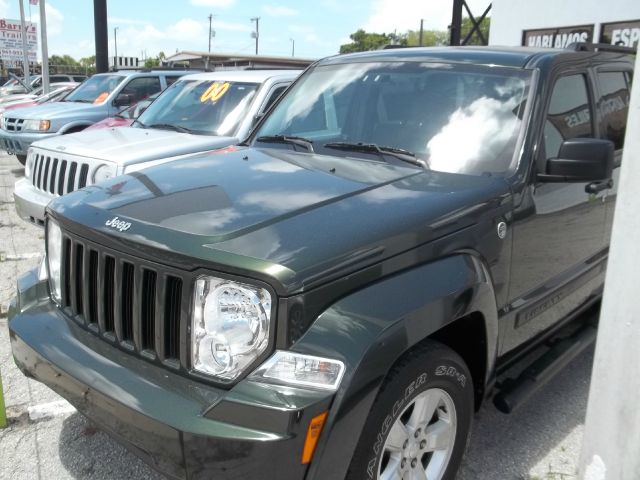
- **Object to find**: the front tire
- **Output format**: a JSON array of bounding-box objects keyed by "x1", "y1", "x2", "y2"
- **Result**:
[
  {"x1": 16, "y1": 154, "x2": 27, "y2": 165},
  {"x1": 347, "y1": 341, "x2": 473, "y2": 480}
]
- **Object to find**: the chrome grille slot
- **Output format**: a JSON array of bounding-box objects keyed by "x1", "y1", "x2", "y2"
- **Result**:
[{"x1": 57, "y1": 160, "x2": 67, "y2": 195}]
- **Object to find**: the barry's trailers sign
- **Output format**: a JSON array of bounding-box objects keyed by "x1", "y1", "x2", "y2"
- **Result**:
[
  {"x1": 600, "y1": 19, "x2": 640, "y2": 48},
  {"x1": 522, "y1": 24, "x2": 594, "y2": 48}
]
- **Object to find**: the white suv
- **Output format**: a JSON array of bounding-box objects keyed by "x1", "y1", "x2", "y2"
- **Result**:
[{"x1": 14, "y1": 69, "x2": 301, "y2": 225}]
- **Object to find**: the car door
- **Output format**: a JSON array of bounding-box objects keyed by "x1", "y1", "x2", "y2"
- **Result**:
[
  {"x1": 595, "y1": 69, "x2": 632, "y2": 245},
  {"x1": 110, "y1": 76, "x2": 161, "y2": 115},
  {"x1": 503, "y1": 69, "x2": 608, "y2": 354}
]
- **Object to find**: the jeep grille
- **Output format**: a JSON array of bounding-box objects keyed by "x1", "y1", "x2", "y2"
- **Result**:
[{"x1": 58, "y1": 229, "x2": 187, "y2": 369}]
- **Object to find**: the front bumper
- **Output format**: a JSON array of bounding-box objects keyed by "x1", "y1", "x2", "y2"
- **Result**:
[
  {"x1": 0, "y1": 129, "x2": 57, "y2": 156},
  {"x1": 13, "y1": 177, "x2": 52, "y2": 225},
  {"x1": 9, "y1": 274, "x2": 332, "y2": 480}
]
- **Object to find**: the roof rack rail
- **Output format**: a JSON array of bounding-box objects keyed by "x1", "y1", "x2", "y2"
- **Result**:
[{"x1": 566, "y1": 42, "x2": 636, "y2": 54}]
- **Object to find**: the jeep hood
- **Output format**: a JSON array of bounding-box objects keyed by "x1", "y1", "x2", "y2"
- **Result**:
[
  {"x1": 33, "y1": 126, "x2": 237, "y2": 164},
  {"x1": 50, "y1": 147, "x2": 510, "y2": 293}
]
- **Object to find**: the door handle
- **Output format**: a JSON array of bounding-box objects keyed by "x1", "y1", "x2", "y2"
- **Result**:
[{"x1": 585, "y1": 179, "x2": 613, "y2": 195}]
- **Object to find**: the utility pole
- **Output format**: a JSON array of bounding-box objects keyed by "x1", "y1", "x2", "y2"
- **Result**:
[
  {"x1": 18, "y1": 0, "x2": 30, "y2": 87},
  {"x1": 290, "y1": 38, "x2": 295, "y2": 57},
  {"x1": 114, "y1": 27, "x2": 119, "y2": 70},
  {"x1": 93, "y1": 0, "x2": 108, "y2": 73},
  {"x1": 450, "y1": 0, "x2": 463, "y2": 46},
  {"x1": 39, "y1": 0, "x2": 49, "y2": 93},
  {"x1": 250, "y1": 17, "x2": 260, "y2": 55},
  {"x1": 208, "y1": 14, "x2": 213, "y2": 52},
  {"x1": 579, "y1": 51, "x2": 640, "y2": 480},
  {"x1": 419, "y1": 19, "x2": 424, "y2": 46}
]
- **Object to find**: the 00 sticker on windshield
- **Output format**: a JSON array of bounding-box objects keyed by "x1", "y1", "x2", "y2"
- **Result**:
[{"x1": 200, "y1": 82, "x2": 230, "y2": 103}]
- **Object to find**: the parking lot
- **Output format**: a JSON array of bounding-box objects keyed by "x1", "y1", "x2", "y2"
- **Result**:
[{"x1": 0, "y1": 150, "x2": 591, "y2": 480}]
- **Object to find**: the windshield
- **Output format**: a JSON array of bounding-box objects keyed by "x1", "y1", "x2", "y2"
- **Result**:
[
  {"x1": 38, "y1": 87, "x2": 72, "y2": 104},
  {"x1": 254, "y1": 62, "x2": 532, "y2": 176},
  {"x1": 64, "y1": 74, "x2": 124, "y2": 104},
  {"x1": 136, "y1": 79, "x2": 260, "y2": 136}
]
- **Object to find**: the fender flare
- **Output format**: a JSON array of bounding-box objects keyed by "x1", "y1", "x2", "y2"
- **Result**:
[
  {"x1": 297, "y1": 253, "x2": 498, "y2": 480},
  {"x1": 58, "y1": 122, "x2": 93, "y2": 134}
]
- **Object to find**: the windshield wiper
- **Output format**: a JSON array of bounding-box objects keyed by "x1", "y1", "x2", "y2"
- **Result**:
[
  {"x1": 148, "y1": 123, "x2": 193, "y2": 134},
  {"x1": 256, "y1": 135, "x2": 314, "y2": 152},
  {"x1": 323, "y1": 142, "x2": 428, "y2": 169},
  {"x1": 70, "y1": 99, "x2": 93, "y2": 103}
]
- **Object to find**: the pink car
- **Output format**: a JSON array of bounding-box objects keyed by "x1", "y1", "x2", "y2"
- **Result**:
[
  {"x1": 86, "y1": 93, "x2": 158, "y2": 130},
  {"x1": 0, "y1": 84, "x2": 76, "y2": 112}
]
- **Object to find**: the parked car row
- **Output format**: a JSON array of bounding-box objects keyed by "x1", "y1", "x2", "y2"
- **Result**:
[
  {"x1": 5, "y1": 44, "x2": 635, "y2": 480},
  {"x1": 12, "y1": 69, "x2": 300, "y2": 225},
  {"x1": 0, "y1": 73, "x2": 87, "y2": 96},
  {"x1": 0, "y1": 70, "x2": 190, "y2": 164}
]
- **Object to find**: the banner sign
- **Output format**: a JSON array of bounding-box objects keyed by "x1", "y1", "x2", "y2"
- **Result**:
[
  {"x1": 0, "y1": 18, "x2": 38, "y2": 65},
  {"x1": 522, "y1": 24, "x2": 594, "y2": 48},
  {"x1": 600, "y1": 20, "x2": 640, "y2": 49}
]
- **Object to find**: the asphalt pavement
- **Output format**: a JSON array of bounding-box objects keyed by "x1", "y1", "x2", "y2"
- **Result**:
[{"x1": 0, "y1": 150, "x2": 590, "y2": 480}]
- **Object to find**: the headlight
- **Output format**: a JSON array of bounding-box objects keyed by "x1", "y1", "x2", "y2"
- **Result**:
[
  {"x1": 92, "y1": 164, "x2": 116, "y2": 184},
  {"x1": 23, "y1": 119, "x2": 50, "y2": 131},
  {"x1": 24, "y1": 149, "x2": 36, "y2": 177},
  {"x1": 250, "y1": 351, "x2": 345, "y2": 391},
  {"x1": 192, "y1": 276, "x2": 272, "y2": 381},
  {"x1": 46, "y1": 218, "x2": 63, "y2": 304}
]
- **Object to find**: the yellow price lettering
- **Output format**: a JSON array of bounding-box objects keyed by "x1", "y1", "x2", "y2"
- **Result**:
[{"x1": 200, "y1": 82, "x2": 230, "y2": 103}]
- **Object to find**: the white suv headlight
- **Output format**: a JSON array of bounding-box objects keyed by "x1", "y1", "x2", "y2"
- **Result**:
[
  {"x1": 192, "y1": 276, "x2": 272, "y2": 381},
  {"x1": 46, "y1": 218, "x2": 63, "y2": 304},
  {"x1": 92, "y1": 164, "x2": 116, "y2": 184}
]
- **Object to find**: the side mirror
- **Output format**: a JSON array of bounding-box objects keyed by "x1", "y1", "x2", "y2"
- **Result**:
[
  {"x1": 113, "y1": 93, "x2": 134, "y2": 107},
  {"x1": 538, "y1": 138, "x2": 614, "y2": 183}
]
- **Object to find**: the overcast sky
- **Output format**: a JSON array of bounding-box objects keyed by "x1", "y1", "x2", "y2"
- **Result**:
[{"x1": 0, "y1": 0, "x2": 492, "y2": 61}]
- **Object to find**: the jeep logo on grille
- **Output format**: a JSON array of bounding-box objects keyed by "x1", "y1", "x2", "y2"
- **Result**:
[{"x1": 105, "y1": 216, "x2": 131, "y2": 232}]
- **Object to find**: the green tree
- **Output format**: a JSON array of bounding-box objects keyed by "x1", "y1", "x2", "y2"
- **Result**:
[
  {"x1": 460, "y1": 16, "x2": 490, "y2": 45},
  {"x1": 79, "y1": 55, "x2": 96, "y2": 74},
  {"x1": 406, "y1": 29, "x2": 449, "y2": 47},
  {"x1": 144, "y1": 57, "x2": 160, "y2": 68},
  {"x1": 339, "y1": 29, "x2": 406, "y2": 54}
]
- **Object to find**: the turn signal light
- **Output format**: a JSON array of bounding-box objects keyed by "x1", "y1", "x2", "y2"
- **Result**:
[{"x1": 301, "y1": 411, "x2": 328, "y2": 465}]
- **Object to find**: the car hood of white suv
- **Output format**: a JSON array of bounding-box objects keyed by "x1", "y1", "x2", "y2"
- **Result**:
[{"x1": 31, "y1": 126, "x2": 239, "y2": 165}]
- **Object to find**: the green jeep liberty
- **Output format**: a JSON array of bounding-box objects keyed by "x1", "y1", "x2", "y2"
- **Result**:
[{"x1": 8, "y1": 44, "x2": 634, "y2": 479}]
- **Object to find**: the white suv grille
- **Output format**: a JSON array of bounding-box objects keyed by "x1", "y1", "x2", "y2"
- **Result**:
[{"x1": 29, "y1": 148, "x2": 109, "y2": 195}]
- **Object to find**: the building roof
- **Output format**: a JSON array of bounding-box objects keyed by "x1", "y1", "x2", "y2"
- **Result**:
[{"x1": 165, "y1": 51, "x2": 315, "y2": 68}]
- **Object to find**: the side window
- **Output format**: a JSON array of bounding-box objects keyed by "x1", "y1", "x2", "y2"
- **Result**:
[
  {"x1": 261, "y1": 85, "x2": 288, "y2": 114},
  {"x1": 50, "y1": 75, "x2": 68, "y2": 83},
  {"x1": 121, "y1": 76, "x2": 162, "y2": 102},
  {"x1": 73, "y1": 76, "x2": 86, "y2": 83},
  {"x1": 165, "y1": 76, "x2": 182, "y2": 87},
  {"x1": 544, "y1": 74, "x2": 593, "y2": 161},
  {"x1": 598, "y1": 71, "x2": 630, "y2": 150}
]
